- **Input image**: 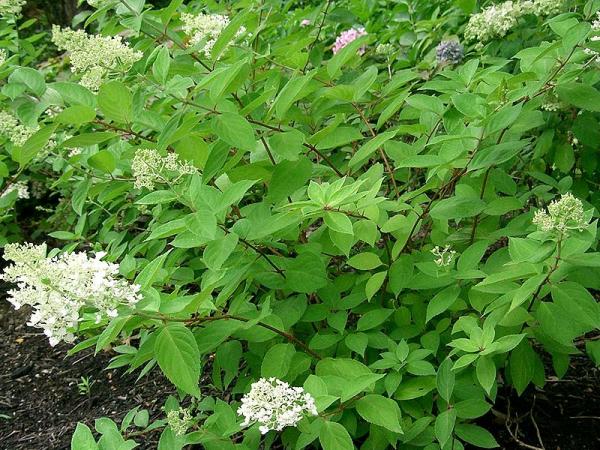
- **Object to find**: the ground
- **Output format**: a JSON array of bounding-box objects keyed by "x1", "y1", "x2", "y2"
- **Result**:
[
  {"x1": 1, "y1": 297, "x2": 598, "y2": 450},
  {"x1": 0, "y1": 299, "x2": 175, "y2": 450}
]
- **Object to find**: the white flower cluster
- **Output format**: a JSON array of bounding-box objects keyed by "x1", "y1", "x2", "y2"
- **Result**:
[
  {"x1": 131, "y1": 148, "x2": 197, "y2": 190},
  {"x1": 431, "y1": 245, "x2": 456, "y2": 267},
  {"x1": 68, "y1": 147, "x2": 82, "y2": 157},
  {"x1": 181, "y1": 12, "x2": 245, "y2": 58},
  {"x1": 585, "y1": 12, "x2": 600, "y2": 63},
  {"x1": 87, "y1": 0, "x2": 113, "y2": 7},
  {"x1": 166, "y1": 407, "x2": 193, "y2": 436},
  {"x1": 238, "y1": 377, "x2": 318, "y2": 434},
  {"x1": 0, "y1": 48, "x2": 7, "y2": 66},
  {"x1": 51, "y1": 26, "x2": 142, "y2": 91},
  {"x1": 1, "y1": 243, "x2": 142, "y2": 346},
  {"x1": 0, "y1": 110, "x2": 38, "y2": 146},
  {"x1": 1, "y1": 180, "x2": 29, "y2": 200},
  {"x1": 533, "y1": 193, "x2": 588, "y2": 233},
  {"x1": 0, "y1": 0, "x2": 25, "y2": 17},
  {"x1": 465, "y1": 0, "x2": 563, "y2": 45},
  {"x1": 29, "y1": 180, "x2": 46, "y2": 199},
  {"x1": 0, "y1": 111, "x2": 57, "y2": 157},
  {"x1": 521, "y1": 0, "x2": 563, "y2": 15},
  {"x1": 541, "y1": 101, "x2": 563, "y2": 112}
]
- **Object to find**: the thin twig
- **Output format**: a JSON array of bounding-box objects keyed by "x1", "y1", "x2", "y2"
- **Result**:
[
  {"x1": 352, "y1": 102, "x2": 399, "y2": 198},
  {"x1": 505, "y1": 399, "x2": 545, "y2": 450},
  {"x1": 530, "y1": 395, "x2": 546, "y2": 450},
  {"x1": 302, "y1": 0, "x2": 332, "y2": 72}
]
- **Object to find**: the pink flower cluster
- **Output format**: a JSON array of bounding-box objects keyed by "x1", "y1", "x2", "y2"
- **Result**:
[{"x1": 332, "y1": 27, "x2": 367, "y2": 55}]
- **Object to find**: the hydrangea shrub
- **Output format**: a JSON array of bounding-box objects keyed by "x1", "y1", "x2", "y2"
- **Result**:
[{"x1": 1, "y1": 0, "x2": 600, "y2": 449}]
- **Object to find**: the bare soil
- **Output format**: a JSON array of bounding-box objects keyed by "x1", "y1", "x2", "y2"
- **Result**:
[{"x1": 0, "y1": 299, "x2": 176, "y2": 450}]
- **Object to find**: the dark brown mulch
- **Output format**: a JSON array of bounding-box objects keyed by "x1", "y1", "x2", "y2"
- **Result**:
[
  {"x1": 0, "y1": 299, "x2": 176, "y2": 450},
  {"x1": 479, "y1": 353, "x2": 600, "y2": 450}
]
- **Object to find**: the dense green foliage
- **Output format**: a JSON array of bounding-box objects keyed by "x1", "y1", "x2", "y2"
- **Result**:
[{"x1": 1, "y1": 0, "x2": 600, "y2": 449}]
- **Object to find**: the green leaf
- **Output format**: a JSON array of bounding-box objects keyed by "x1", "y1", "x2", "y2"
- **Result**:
[
  {"x1": 152, "y1": 46, "x2": 171, "y2": 84},
  {"x1": 435, "y1": 409, "x2": 456, "y2": 447},
  {"x1": 349, "y1": 130, "x2": 397, "y2": 168},
  {"x1": 271, "y1": 71, "x2": 315, "y2": 120},
  {"x1": 9, "y1": 67, "x2": 46, "y2": 97},
  {"x1": 357, "y1": 309, "x2": 393, "y2": 331},
  {"x1": 486, "y1": 103, "x2": 522, "y2": 134},
  {"x1": 204, "y1": 233, "x2": 239, "y2": 271},
  {"x1": 377, "y1": 91, "x2": 409, "y2": 129},
  {"x1": 95, "y1": 418, "x2": 128, "y2": 449},
  {"x1": 158, "y1": 427, "x2": 183, "y2": 450},
  {"x1": 323, "y1": 211, "x2": 353, "y2": 235},
  {"x1": 133, "y1": 409, "x2": 149, "y2": 428},
  {"x1": 95, "y1": 316, "x2": 128, "y2": 353},
  {"x1": 345, "y1": 333, "x2": 368, "y2": 357},
  {"x1": 315, "y1": 126, "x2": 363, "y2": 150},
  {"x1": 454, "y1": 398, "x2": 492, "y2": 419},
  {"x1": 195, "y1": 320, "x2": 243, "y2": 354},
  {"x1": 452, "y1": 93, "x2": 486, "y2": 118},
  {"x1": 406, "y1": 94, "x2": 444, "y2": 116},
  {"x1": 135, "y1": 251, "x2": 171, "y2": 290},
  {"x1": 268, "y1": 157, "x2": 312, "y2": 203},
  {"x1": 476, "y1": 355, "x2": 496, "y2": 395},
  {"x1": 352, "y1": 66, "x2": 378, "y2": 101},
  {"x1": 155, "y1": 324, "x2": 201, "y2": 398},
  {"x1": 319, "y1": 421, "x2": 354, "y2": 450},
  {"x1": 71, "y1": 423, "x2": 98, "y2": 450},
  {"x1": 551, "y1": 282, "x2": 600, "y2": 330},
  {"x1": 426, "y1": 285, "x2": 461, "y2": 323},
  {"x1": 62, "y1": 132, "x2": 117, "y2": 147},
  {"x1": 136, "y1": 190, "x2": 178, "y2": 205},
  {"x1": 15, "y1": 124, "x2": 58, "y2": 167},
  {"x1": 458, "y1": 240, "x2": 489, "y2": 272},
  {"x1": 71, "y1": 179, "x2": 91, "y2": 215},
  {"x1": 286, "y1": 252, "x2": 328, "y2": 293},
  {"x1": 261, "y1": 343, "x2": 296, "y2": 378},
  {"x1": 210, "y1": 10, "x2": 247, "y2": 61},
  {"x1": 88, "y1": 150, "x2": 116, "y2": 173},
  {"x1": 510, "y1": 341, "x2": 536, "y2": 395},
  {"x1": 160, "y1": 0, "x2": 184, "y2": 25},
  {"x1": 430, "y1": 196, "x2": 486, "y2": 220},
  {"x1": 212, "y1": 112, "x2": 256, "y2": 151},
  {"x1": 98, "y1": 81, "x2": 133, "y2": 123},
  {"x1": 209, "y1": 60, "x2": 249, "y2": 102},
  {"x1": 340, "y1": 373, "x2": 384, "y2": 401},
  {"x1": 348, "y1": 252, "x2": 382, "y2": 270},
  {"x1": 56, "y1": 105, "x2": 96, "y2": 125},
  {"x1": 508, "y1": 237, "x2": 554, "y2": 263},
  {"x1": 52, "y1": 81, "x2": 96, "y2": 108},
  {"x1": 482, "y1": 334, "x2": 525, "y2": 355},
  {"x1": 436, "y1": 358, "x2": 455, "y2": 403},
  {"x1": 470, "y1": 140, "x2": 529, "y2": 171},
  {"x1": 455, "y1": 424, "x2": 499, "y2": 448},
  {"x1": 365, "y1": 271, "x2": 386, "y2": 301},
  {"x1": 556, "y1": 82, "x2": 600, "y2": 112},
  {"x1": 269, "y1": 130, "x2": 304, "y2": 160},
  {"x1": 48, "y1": 231, "x2": 78, "y2": 240},
  {"x1": 355, "y1": 394, "x2": 403, "y2": 434}
]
